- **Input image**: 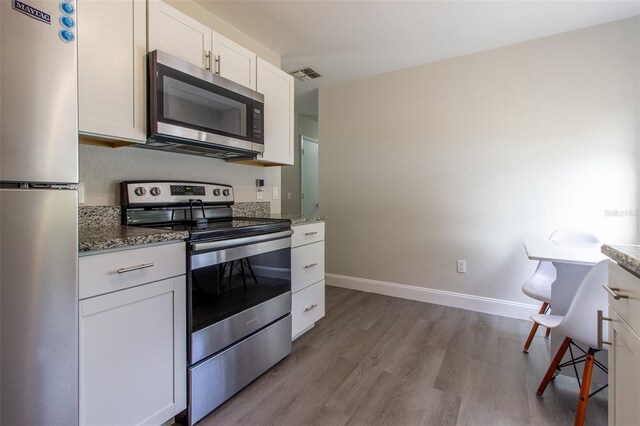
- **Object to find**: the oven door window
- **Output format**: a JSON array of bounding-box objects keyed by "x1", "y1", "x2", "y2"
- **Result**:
[
  {"x1": 190, "y1": 244, "x2": 291, "y2": 332},
  {"x1": 157, "y1": 64, "x2": 251, "y2": 141}
]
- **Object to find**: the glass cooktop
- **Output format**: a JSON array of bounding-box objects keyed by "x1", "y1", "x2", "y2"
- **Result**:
[{"x1": 143, "y1": 217, "x2": 291, "y2": 241}]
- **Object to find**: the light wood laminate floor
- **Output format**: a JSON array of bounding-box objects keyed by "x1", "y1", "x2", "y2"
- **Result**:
[{"x1": 199, "y1": 286, "x2": 607, "y2": 426}]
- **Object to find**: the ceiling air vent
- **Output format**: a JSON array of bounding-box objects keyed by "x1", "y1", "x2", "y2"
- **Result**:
[{"x1": 289, "y1": 67, "x2": 322, "y2": 81}]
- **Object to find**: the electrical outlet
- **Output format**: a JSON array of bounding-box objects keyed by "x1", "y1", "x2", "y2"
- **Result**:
[
  {"x1": 287, "y1": 192, "x2": 292, "y2": 200},
  {"x1": 457, "y1": 260, "x2": 466, "y2": 274},
  {"x1": 257, "y1": 189, "x2": 263, "y2": 199},
  {"x1": 272, "y1": 186, "x2": 279, "y2": 200}
]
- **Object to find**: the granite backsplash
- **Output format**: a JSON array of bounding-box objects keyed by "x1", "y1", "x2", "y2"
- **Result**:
[{"x1": 79, "y1": 202, "x2": 271, "y2": 227}]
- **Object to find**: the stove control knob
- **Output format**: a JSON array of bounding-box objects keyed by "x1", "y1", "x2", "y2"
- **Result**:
[
  {"x1": 134, "y1": 187, "x2": 146, "y2": 196},
  {"x1": 150, "y1": 187, "x2": 161, "y2": 196},
  {"x1": 213, "y1": 189, "x2": 221, "y2": 196},
  {"x1": 223, "y1": 189, "x2": 231, "y2": 196}
]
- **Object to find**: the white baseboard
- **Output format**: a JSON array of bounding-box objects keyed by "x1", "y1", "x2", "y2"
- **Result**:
[{"x1": 325, "y1": 273, "x2": 539, "y2": 320}]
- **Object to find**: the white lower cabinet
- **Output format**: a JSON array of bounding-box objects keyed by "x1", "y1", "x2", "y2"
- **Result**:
[
  {"x1": 291, "y1": 222, "x2": 325, "y2": 339},
  {"x1": 79, "y1": 242, "x2": 186, "y2": 426},
  {"x1": 607, "y1": 261, "x2": 640, "y2": 426}
]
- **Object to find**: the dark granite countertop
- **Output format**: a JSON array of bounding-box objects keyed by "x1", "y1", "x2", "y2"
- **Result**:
[
  {"x1": 77, "y1": 204, "x2": 322, "y2": 253},
  {"x1": 79, "y1": 225, "x2": 188, "y2": 254},
  {"x1": 239, "y1": 213, "x2": 326, "y2": 225},
  {"x1": 602, "y1": 244, "x2": 640, "y2": 278}
]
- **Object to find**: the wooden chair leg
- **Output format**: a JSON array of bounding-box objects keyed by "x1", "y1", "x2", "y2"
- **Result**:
[
  {"x1": 536, "y1": 337, "x2": 571, "y2": 397},
  {"x1": 545, "y1": 327, "x2": 551, "y2": 338},
  {"x1": 575, "y1": 350, "x2": 596, "y2": 426},
  {"x1": 523, "y1": 302, "x2": 549, "y2": 353}
]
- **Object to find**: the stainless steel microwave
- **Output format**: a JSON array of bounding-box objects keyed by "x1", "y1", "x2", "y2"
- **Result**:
[{"x1": 146, "y1": 50, "x2": 264, "y2": 159}]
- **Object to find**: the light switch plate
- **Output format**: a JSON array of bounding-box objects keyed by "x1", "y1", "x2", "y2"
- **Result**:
[{"x1": 272, "y1": 187, "x2": 279, "y2": 199}]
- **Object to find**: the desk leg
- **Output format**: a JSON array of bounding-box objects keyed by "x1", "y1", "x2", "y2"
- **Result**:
[{"x1": 550, "y1": 263, "x2": 591, "y2": 317}]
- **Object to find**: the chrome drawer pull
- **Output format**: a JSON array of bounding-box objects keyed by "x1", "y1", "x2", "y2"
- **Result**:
[
  {"x1": 215, "y1": 55, "x2": 221, "y2": 75},
  {"x1": 603, "y1": 284, "x2": 628, "y2": 300},
  {"x1": 597, "y1": 309, "x2": 612, "y2": 349},
  {"x1": 205, "y1": 50, "x2": 211, "y2": 71},
  {"x1": 304, "y1": 304, "x2": 318, "y2": 312},
  {"x1": 304, "y1": 232, "x2": 318, "y2": 236},
  {"x1": 304, "y1": 263, "x2": 318, "y2": 269},
  {"x1": 117, "y1": 263, "x2": 154, "y2": 274}
]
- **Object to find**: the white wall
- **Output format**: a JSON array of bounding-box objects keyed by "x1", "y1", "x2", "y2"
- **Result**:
[{"x1": 319, "y1": 17, "x2": 639, "y2": 307}]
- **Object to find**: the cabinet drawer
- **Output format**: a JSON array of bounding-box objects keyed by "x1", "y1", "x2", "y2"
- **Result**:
[
  {"x1": 292, "y1": 280, "x2": 325, "y2": 339},
  {"x1": 608, "y1": 262, "x2": 640, "y2": 333},
  {"x1": 291, "y1": 222, "x2": 324, "y2": 248},
  {"x1": 292, "y1": 241, "x2": 325, "y2": 293},
  {"x1": 80, "y1": 242, "x2": 185, "y2": 299}
]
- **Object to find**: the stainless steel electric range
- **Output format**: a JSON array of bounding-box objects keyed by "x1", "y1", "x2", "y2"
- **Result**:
[{"x1": 121, "y1": 181, "x2": 292, "y2": 425}]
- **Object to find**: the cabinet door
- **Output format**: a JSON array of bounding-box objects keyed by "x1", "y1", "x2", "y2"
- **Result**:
[
  {"x1": 148, "y1": 0, "x2": 212, "y2": 70},
  {"x1": 609, "y1": 309, "x2": 640, "y2": 426},
  {"x1": 212, "y1": 32, "x2": 257, "y2": 90},
  {"x1": 80, "y1": 276, "x2": 186, "y2": 426},
  {"x1": 78, "y1": 0, "x2": 146, "y2": 143},
  {"x1": 256, "y1": 58, "x2": 295, "y2": 165}
]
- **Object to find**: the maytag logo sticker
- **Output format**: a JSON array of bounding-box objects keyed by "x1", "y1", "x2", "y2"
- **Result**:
[{"x1": 13, "y1": 0, "x2": 51, "y2": 24}]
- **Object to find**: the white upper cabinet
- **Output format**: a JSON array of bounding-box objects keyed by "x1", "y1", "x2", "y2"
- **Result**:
[
  {"x1": 78, "y1": 0, "x2": 146, "y2": 143},
  {"x1": 212, "y1": 32, "x2": 257, "y2": 90},
  {"x1": 255, "y1": 58, "x2": 295, "y2": 165},
  {"x1": 148, "y1": 1, "x2": 256, "y2": 90},
  {"x1": 148, "y1": 0, "x2": 212, "y2": 71}
]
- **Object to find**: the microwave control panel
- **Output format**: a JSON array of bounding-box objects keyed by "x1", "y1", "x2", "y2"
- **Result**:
[{"x1": 252, "y1": 105, "x2": 264, "y2": 143}]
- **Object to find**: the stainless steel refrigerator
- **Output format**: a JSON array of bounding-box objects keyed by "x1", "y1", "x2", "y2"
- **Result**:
[{"x1": 1, "y1": 0, "x2": 79, "y2": 424}]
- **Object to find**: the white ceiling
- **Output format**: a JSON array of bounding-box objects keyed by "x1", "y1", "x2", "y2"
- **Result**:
[{"x1": 196, "y1": 1, "x2": 640, "y2": 115}]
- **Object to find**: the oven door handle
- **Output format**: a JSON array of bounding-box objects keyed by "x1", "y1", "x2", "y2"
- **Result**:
[{"x1": 191, "y1": 229, "x2": 293, "y2": 252}]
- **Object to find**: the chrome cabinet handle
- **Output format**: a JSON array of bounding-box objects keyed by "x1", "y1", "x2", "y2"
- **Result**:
[
  {"x1": 304, "y1": 231, "x2": 318, "y2": 236},
  {"x1": 304, "y1": 304, "x2": 318, "y2": 312},
  {"x1": 215, "y1": 55, "x2": 221, "y2": 75},
  {"x1": 205, "y1": 51, "x2": 212, "y2": 71},
  {"x1": 603, "y1": 284, "x2": 628, "y2": 300},
  {"x1": 597, "y1": 310, "x2": 612, "y2": 349},
  {"x1": 304, "y1": 263, "x2": 318, "y2": 269},
  {"x1": 117, "y1": 263, "x2": 154, "y2": 274}
]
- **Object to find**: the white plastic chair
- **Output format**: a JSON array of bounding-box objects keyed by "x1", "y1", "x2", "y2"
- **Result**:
[
  {"x1": 533, "y1": 259, "x2": 609, "y2": 426},
  {"x1": 522, "y1": 229, "x2": 600, "y2": 352}
]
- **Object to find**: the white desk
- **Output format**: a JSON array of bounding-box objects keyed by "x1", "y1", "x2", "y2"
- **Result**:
[
  {"x1": 523, "y1": 238, "x2": 608, "y2": 381},
  {"x1": 523, "y1": 238, "x2": 607, "y2": 315}
]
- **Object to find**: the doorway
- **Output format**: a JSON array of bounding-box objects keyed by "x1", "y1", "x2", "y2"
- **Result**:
[{"x1": 301, "y1": 135, "x2": 319, "y2": 216}]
